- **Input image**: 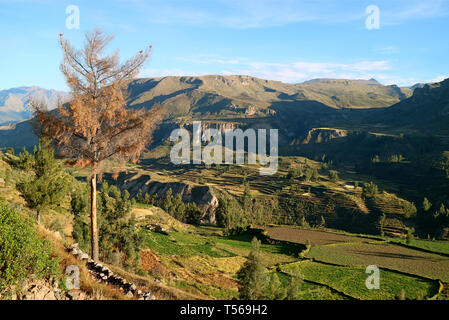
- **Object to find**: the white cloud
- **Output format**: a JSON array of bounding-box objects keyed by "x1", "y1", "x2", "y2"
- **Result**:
[
  {"x1": 140, "y1": 60, "x2": 440, "y2": 87},
  {"x1": 374, "y1": 46, "x2": 400, "y2": 55},
  {"x1": 214, "y1": 59, "x2": 241, "y2": 65},
  {"x1": 176, "y1": 57, "x2": 243, "y2": 65},
  {"x1": 127, "y1": 0, "x2": 366, "y2": 29},
  {"x1": 215, "y1": 59, "x2": 392, "y2": 83},
  {"x1": 381, "y1": 0, "x2": 449, "y2": 25},
  {"x1": 126, "y1": 0, "x2": 449, "y2": 29},
  {"x1": 145, "y1": 54, "x2": 447, "y2": 87},
  {"x1": 155, "y1": 57, "x2": 393, "y2": 84},
  {"x1": 140, "y1": 0, "x2": 321, "y2": 28},
  {"x1": 140, "y1": 68, "x2": 210, "y2": 78},
  {"x1": 429, "y1": 75, "x2": 449, "y2": 83}
]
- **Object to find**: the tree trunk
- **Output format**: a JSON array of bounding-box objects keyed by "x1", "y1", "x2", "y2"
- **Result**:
[{"x1": 90, "y1": 173, "x2": 99, "y2": 261}]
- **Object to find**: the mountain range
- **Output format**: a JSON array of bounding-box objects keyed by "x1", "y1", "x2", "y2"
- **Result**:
[
  {"x1": 0, "y1": 77, "x2": 417, "y2": 125},
  {"x1": 126, "y1": 76, "x2": 413, "y2": 119},
  {"x1": 0, "y1": 76, "x2": 447, "y2": 151},
  {"x1": 372, "y1": 79, "x2": 449, "y2": 134},
  {"x1": 0, "y1": 86, "x2": 67, "y2": 125}
]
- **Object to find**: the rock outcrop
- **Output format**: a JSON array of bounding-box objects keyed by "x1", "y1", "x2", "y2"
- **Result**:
[
  {"x1": 120, "y1": 177, "x2": 219, "y2": 225},
  {"x1": 0, "y1": 277, "x2": 77, "y2": 300},
  {"x1": 1, "y1": 279, "x2": 60, "y2": 300},
  {"x1": 301, "y1": 128, "x2": 348, "y2": 144}
]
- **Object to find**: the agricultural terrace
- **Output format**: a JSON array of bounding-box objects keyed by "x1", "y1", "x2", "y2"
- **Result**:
[
  {"x1": 265, "y1": 227, "x2": 373, "y2": 246},
  {"x1": 306, "y1": 242, "x2": 449, "y2": 282},
  {"x1": 280, "y1": 260, "x2": 439, "y2": 300}
]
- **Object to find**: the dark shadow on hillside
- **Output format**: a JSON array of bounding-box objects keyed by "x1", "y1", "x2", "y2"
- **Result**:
[
  {"x1": 129, "y1": 88, "x2": 196, "y2": 110},
  {"x1": 102, "y1": 171, "x2": 140, "y2": 185},
  {"x1": 221, "y1": 232, "x2": 305, "y2": 257},
  {"x1": 350, "y1": 249, "x2": 446, "y2": 262}
]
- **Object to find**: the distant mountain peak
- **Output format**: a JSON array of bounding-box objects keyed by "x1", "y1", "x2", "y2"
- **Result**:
[
  {"x1": 303, "y1": 78, "x2": 381, "y2": 85},
  {"x1": 409, "y1": 83, "x2": 426, "y2": 90},
  {"x1": 0, "y1": 86, "x2": 68, "y2": 125}
]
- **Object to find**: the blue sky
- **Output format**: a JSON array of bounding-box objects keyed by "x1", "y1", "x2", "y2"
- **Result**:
[{"x1": 0, "y1": 0, "x2": 448, "y2": 91}]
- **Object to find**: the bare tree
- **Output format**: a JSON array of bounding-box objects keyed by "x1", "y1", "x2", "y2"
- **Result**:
[{"x1": 32, "y1": 29, "x2": 164, "y2": 261}]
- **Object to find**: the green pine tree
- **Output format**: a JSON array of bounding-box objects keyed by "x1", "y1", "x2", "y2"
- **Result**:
[
  {"x1": 172, "y1": 193, "x2": 186, "y2": 221},
  {"x1": 162, "y1": 188, "x2": 174, "y2": 213},
  {"x1": 328, "y1": 170, "x2": 338, "y2": 182},
  {"x1": 17, "y1": 137, "x2": 69, "y2": 224},
  {"x1": 237, "y1": 237, "x2": 267, "y2": 300},
  {"x1": 264, "y1": 273, "x2": 287, "y2": 300},
  {"x1": 422, "y1": 197, "x2": 432, "y2": 212},
  {"x1": 286, "y1": 275, "x2": 303, "y2": 300},
  {"x1": 242, "y1": 182, "x2": 252, "y2": 212}
]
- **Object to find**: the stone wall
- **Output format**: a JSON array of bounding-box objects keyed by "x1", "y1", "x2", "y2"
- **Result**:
[{"x1": 70, "y1": 243, "x2": 156, "y2": 300}]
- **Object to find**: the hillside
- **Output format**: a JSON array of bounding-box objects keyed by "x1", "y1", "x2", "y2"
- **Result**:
[
  {"x1": 0, "y1": 120, "x2": 37, "y2": 150},
  {"x1": 368, "y1": 78, "x2": 449, "y2": 135},
  {"x1": 126, "y1": 75, "x2": 412, "y2": 119},
  {"x1": 0, "y1": 75, "x2": 416, "y2": 151},
  {"x1": 0, "y1": 87, "x2": 67, "y2": 125},
  {"x1": 297, "y1": 78, "x2": 412, "y2": 109},
  {"x1": 1, "y1": 76, "x2": 447, "y2": 154}
]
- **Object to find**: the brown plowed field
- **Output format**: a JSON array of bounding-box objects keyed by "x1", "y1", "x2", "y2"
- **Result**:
[{"x1": 266, "y1": 227, "x2": 372, "y2": 246}]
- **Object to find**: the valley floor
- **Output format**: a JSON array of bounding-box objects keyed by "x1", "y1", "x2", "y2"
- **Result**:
[
  {"x1": 2, "y1": 150, "x2": 449, "y2": 301},
  {"x1": 134, "y1": 204, "x2": 449, "y2": 300}
]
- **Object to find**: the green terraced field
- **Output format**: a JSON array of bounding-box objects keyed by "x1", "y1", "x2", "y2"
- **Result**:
[
  {"x1": 387, "y1": 238, "x2": 449, "y2": 256},
  {"x1": 280, "y1": 260, "x2": 439, "y2": 300},
  {"x1": 306, "y1": 242, "x2": 449, "y2": 282}
]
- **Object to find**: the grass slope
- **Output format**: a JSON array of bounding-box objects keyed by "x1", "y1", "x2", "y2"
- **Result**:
[{"x1": 280, "y1": 260, "x2": 438, "y2": 300}]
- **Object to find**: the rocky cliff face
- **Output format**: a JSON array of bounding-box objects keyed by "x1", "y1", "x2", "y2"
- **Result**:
[
  {"x1": 119, "y1": 175, "x2": 219, "y2": 225},
  {"x1": 181, "y1": 121, "x2": 238, "y2": 136},
  {"x1": 301, "y1": 128, "x2": 348, "y2": 144}
]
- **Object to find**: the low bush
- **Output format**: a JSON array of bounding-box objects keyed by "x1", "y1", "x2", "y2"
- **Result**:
[{"x1": 0, "y1": 201, "x2": 59, "y2": 291}]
